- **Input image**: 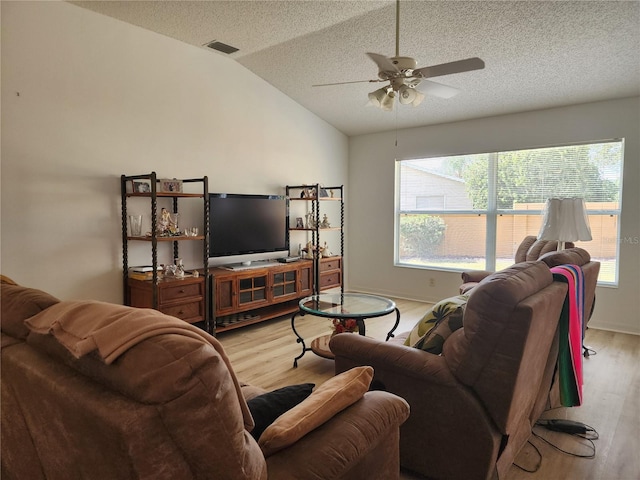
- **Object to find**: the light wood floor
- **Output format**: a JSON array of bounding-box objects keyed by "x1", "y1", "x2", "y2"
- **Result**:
[{"x1": 218, "y1": 297, "x2": 640, "y2": 480}]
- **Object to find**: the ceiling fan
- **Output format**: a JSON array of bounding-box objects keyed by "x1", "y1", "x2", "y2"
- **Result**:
[{"x1": 313, "y1": 0, "x2": 485, "y2": 111}]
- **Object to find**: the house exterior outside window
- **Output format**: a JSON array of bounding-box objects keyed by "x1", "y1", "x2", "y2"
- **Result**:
[{"x1": 395, "y1": 140, "x2": 624, "y2": 285}]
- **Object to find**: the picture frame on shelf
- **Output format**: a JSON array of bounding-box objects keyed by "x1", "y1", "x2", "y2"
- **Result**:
[
  {"x1": 159, "y1": 178, "x2": 183, "y2": 193},
  {"x1": 319, "y1": 187, "x2": 329, "y2": 198},
  {"x1": 132, "y1": 180, "x2": 151, "y2": 193},
  {"x1": 295, "y1": 217, "x2": 304, "y2": 228}
]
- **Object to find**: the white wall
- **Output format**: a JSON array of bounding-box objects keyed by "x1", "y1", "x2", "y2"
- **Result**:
[
  {"x1": 1, "y1": 1, "x2": 348, "y2": 303},
  {"x1": 348, "y1": 98, "x2": 640, "y2": 335}
]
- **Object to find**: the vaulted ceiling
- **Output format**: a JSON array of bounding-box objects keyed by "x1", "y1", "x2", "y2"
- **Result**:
[{"x1": 72, "y1": 1, "x2": 640, "y2": 136}]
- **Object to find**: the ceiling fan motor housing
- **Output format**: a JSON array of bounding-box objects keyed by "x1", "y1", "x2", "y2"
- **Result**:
[
  {"x1": 378, "y1": 56, "x2": 418, "y2": 79},
  {"x1": 391, "y1": 56, "x2": 418, "y2": 71}
]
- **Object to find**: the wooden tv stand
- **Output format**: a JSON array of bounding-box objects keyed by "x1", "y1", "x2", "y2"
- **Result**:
[{"x1": 209, "y1": 259, "x2": 315, "y2": 333}]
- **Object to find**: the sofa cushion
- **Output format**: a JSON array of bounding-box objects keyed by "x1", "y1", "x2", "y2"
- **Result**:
[
  {"x1": 412, "y1": 304, "x2": 465, "y2": 354},
  {"x1": 404, "y1": 294, "x2": 469, "y2": 347},
  {"x1": 0, "y1": 283, "x2": 60, "y2": 340},
  {"x1": 258, "y1": 366, "x2": 373, "y2": 457},
  {"x1": 247, "y1": 383, "x2": 315, "y2": 440},
  {"x1": 539, "y1": 247, "x2": 591, "y2": 267}
]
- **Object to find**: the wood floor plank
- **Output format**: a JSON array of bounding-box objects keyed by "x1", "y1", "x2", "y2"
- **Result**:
[{"x1": 218, "y1": 297, "x2": 640, "y2": 480}]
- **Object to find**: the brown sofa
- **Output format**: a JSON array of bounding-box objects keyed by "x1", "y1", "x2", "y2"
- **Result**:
[
  {"x1": 462, "y1": 245, "x2": 600, "y2": 331},
  {"x1": 330, "y1": 261, "x2": 569, "y2": 480},
  {"x1": 1, "y1": 278, "x2": 410, "y2": 480},
  {"x1": 459, "y1": 236, "x2": 573, "y2": 293}
]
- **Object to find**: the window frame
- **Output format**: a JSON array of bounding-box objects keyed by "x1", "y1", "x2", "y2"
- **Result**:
[{"x1": 394, "y1": 139, "x2": 624, "y2": 286}]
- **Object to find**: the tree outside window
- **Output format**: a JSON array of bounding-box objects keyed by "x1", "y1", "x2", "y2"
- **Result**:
[{"x1": 396, "y1": 140, "x2": 623, "y2": 284}]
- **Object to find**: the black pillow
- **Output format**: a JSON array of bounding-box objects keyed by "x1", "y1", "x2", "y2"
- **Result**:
[{"x1": 247, "y1": 383, "x2": 315, "y2": 440}]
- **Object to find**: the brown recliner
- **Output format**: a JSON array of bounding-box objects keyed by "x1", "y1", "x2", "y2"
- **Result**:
[
  {"x1": 331, "y1": 261, "x2": 568, "y2": 480},
  {"x1": 462, "y1": 241, "x2": 600, "y2": 332},
  {"x1": 460, "y1": 236, "x2": 573, "y2": 294},
  {"x1": 1, "y1": 279, "x2": 409, "y2": 480}
]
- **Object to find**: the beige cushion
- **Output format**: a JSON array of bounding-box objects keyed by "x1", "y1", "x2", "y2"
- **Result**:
[{"x1": 258, "y1": 366, "x2": 374, "y2": 457}]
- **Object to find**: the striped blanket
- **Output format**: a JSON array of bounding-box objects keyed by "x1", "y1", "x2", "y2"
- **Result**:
[{"x1": 550, "y1": 265, "x2": 585, "y2": 407}]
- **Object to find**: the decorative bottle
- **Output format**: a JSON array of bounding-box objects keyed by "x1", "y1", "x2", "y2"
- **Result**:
[{"x1": 175, "y1": 258, "x2": 185, "y2": 278}]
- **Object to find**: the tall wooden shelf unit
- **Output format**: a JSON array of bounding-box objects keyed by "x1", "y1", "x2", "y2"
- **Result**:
[
  {"x1": 120, "y1": 172, "x2": 210, "y2": 332},
  {"x1": 286, "y1": 184, "x2": 344, "y2": 294}
]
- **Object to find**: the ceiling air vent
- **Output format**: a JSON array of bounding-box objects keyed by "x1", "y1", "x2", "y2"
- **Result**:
[{"x1": 205, "y1": 40, "x2": 239, "y2": 55}]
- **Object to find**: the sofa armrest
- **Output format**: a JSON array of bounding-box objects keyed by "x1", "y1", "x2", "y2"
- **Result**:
[
  {"x1": 330, "y1": 334, "x2": 503, "y2": 480},
  {"x1": 329, "y1": 334, "x2": 457, "y2": 387},
  {"x1": 265, "y1": 390, "x2": 409, "y2": 479},
  {"x1": 461, "y1": 270, "x2": 493, "y2": 283}
]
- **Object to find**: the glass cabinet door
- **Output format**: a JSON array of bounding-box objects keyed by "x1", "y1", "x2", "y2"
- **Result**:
[
  {"x1": 238, "y1": 274, "x2": 268, "y2": 306},
  {"x1": 272, "y1": 270, "x2": 298, "y2": 299}
]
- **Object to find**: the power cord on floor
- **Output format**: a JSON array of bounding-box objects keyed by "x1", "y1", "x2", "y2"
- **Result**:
[
  {"x1": 513, "y1": 420, "x2": 599, "y2": 473},
  {"x1": 513, "y1": 440, "x2": 542, "y2": 473},
  {"x1": 533, "y1": 420, "x2": 599, "y2": 459}
]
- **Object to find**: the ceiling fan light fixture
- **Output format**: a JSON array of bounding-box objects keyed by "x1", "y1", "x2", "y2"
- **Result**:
[
  {"x1": 398, "y1": 85, "x2": 417, "y2": 105},
  {"x1": 368, "y1": 86, "x2": 394, "y2": 110},
  {"x1": 411, "y1": 89, "x2": 425, "y2": 107},
  {"x1": 381, "y1": 91, "x2": 395, "y2": 111}
]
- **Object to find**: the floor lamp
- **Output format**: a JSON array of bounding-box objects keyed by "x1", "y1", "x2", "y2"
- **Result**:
[
  {"x1": 537, "y1": 197, "x2": 592, "y2": 249},
  {"x1": 538, "y1": 197, "x2": 594, "y2": 359}
]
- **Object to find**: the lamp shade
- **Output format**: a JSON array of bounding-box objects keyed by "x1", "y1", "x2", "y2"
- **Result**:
[
  {"x1": 538, "y1": 198, "x2": 593, "y2": 243},
  {"x1": 368, "y1": 87, "x2": 395, "y2": 111},
  {"x1": 398, "y1": 85, "x2": 417, "y2": 105}
]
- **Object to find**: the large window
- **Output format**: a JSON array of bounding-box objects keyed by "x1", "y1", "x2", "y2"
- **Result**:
[{"x1": 395, "y1": 140, "x2": 624, "y2": 285}]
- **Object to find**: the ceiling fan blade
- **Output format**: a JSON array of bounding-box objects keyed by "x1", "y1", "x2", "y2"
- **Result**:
[
  {"x1": 419, "y1": 80, "x2": 460, "y2": 99},
  {"x1": 366, "y1": 52, "x2": 400, "y2": 74},
  {"x1": 312, "y1": 79, "x2": 383, "y2": 87},
  {"x1": 414, "y1": 57, "x2": 485, "y2": 79}
]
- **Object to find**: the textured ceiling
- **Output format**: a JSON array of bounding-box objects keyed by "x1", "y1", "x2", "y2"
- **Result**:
[{"x1": 72, "y1": 0, "x2": 640, "y2": 136}]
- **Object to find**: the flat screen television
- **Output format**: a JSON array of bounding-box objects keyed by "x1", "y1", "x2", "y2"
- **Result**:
[{"x1": 208, "y1": 193, "x2": 289, "y2": 268}]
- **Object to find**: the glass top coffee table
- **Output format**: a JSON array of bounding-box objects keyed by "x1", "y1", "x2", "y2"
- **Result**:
[{"x1": 291, "y1": 292, "x2": 400, "y2": 367}]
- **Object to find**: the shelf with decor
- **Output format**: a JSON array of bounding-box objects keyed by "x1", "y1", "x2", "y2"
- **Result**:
[
  {"x1": 120, "y1": 172, "x2": 210, "y2": 331},
  {"x1": 286, "y1": 184, "x2": 344, "y2": 294}
]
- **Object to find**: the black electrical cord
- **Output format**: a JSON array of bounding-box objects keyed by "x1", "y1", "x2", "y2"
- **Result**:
[
  {"x1": 513, "y1": 440, "x2": 543, "y2": 473},
  {"x1": 533, "y1": 421, "x2": 599, "y2": 459},
  {"x1": 514, "y1": 420, "x2": 599, "y2": 474}
]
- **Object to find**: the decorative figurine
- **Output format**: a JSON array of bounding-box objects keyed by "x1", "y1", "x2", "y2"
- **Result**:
[
  {"x1": 320, "y1": 214, "x2": 330, "y2": 228},
  {"x1": 159, "y1": 208, "x2": 171, "y2": 234},
  {"x1": 159, "y1": 208, "x2": 180, "y2": 236},
  {"x1": 305, "y1": 212, "x2": 316, "y2": 229},
  {"x1": 302, "y1": 241, "x2": 315, "y2": 259}
]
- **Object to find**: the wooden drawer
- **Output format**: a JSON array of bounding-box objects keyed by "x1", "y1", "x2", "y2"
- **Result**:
[
  {"x1": 319, "y1": 271, "x2": 341, "y2": 290},
  {"x1": 319, "y1": 257, "x2": 341, "y2": 272},
  {"x1": 160, "y1": 300, "x2": 203, "y2": 322},
  {"x1": 159, "y1": 281, "x2": 203, "y2": 304}
]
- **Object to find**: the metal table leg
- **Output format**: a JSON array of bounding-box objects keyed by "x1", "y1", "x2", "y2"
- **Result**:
[
  {"x1": 291, "y1": 310, "x2": 308, "y2": 368},
  {"x1": 385, "y1": 307, "x2": 401, "y2": 341}
]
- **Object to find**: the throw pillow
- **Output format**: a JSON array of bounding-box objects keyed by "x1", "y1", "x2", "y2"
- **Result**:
[
  {"x1": 404, "y1": 294, "x2": 469, "y2": 347},
  {"x1": 412, "y1": 304, "x2": 465, "y2": 354},
  {"x1": 258, "y1": 366, "x2": 373, "y2": 457},
  {"x1": 247, "y1": 383, "x2": 315, "y2": 440}
]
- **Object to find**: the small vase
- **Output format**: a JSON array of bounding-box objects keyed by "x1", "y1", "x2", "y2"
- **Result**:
[{"x1": 175, "y1": 258, "x2": 185, "y2": 278}]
